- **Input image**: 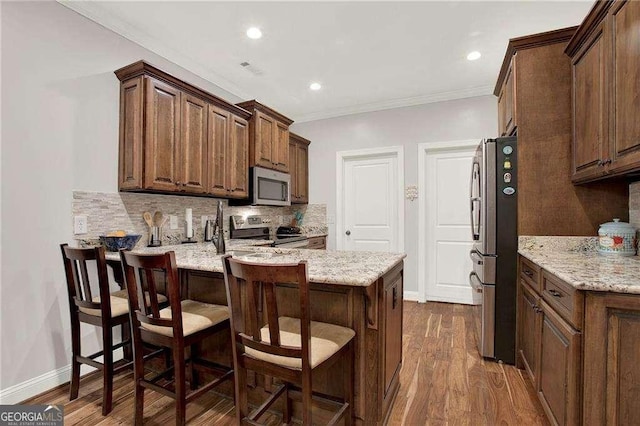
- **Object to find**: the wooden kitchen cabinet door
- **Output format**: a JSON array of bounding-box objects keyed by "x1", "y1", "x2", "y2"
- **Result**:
[
  {"x1": 380, "y1": 266, "x2": 403, "y2": 419},
  {"x1": 144, "y1": 77, "x2": 182, "y2": 192},
  {"x1": 289, "y1": 132, "x2": 310, "y2": 204},
  {"x1": 274, "y1": 120, "x2": 290, "y2": 172},
  {"x1": 180, "y1": 93, "x2": 208, "y2": 194},
  {"x1": 609, "y1": 0, "x2": 640, "y2": 174},
  {"x1": 518, "y1": 280, "x2": 542, "y2": 388},
  {"x1": 118, "y1": 76, "x2": 144, "y2": 190},
  {"x1": 503, "y1": 60, "x2": 516, "y2": 136},
  {"x1": 538, "y1": 300, "x2": 581, "y2": 426},
  {"x1": 571, "y1": 22, "x2": 608, "y2": 183},
  {"x1": 583, "y1": 292, "x2": 640, "y2": 426},
  {"x1": 254, "y1": 111, "x2": 276, "y2": 169},
  {"x1": 207, "y1": 104, "x2": 230, "y2": 197},
  {"x1": 227, "y1": 115, "x2": 249, "y2": 198}
]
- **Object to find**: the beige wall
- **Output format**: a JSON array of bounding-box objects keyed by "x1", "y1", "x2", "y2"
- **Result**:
[{"x1": 0, "y1": 1, "x2": 241, "y2": 396}]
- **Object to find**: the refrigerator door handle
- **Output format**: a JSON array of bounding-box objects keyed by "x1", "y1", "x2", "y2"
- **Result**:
[
  {"x1": 469, "y1": 161, "x2": 481, "y2": 241},
  {"x1": 469, "y1": 272, "x2": 483, "y2": 293},
  {"x1": 470, "y1": 249, "x2": 483, "y2": 265}
]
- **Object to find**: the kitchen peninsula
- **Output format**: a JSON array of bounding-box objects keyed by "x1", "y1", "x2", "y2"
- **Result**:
[{"x1": 105, "y1": 243, "x2": 406, "y2": 425}]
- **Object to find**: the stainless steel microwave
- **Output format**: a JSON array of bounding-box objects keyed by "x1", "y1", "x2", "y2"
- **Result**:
[{"x1": 250, "y1": 166, "x2": 291, "y2": 206}]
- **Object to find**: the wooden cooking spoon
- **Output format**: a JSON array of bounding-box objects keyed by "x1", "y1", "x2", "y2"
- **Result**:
[
  {"x1": 153, "y1": 211, "x2": 164, "y2": 227},
  {"x1": 143, "y1": 211, "x2": 154, "y2": 228}
]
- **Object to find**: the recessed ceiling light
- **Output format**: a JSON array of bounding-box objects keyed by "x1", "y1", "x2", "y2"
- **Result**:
[
  {"x1": 309, "y1": 82, "x2": 322, "y2": 91},
  {"x1": 467, "y1": 51, "x2": 482, "y2": 61},
  {"x1": 246, "y1": 27, "x2": 262, "y2": 40}
]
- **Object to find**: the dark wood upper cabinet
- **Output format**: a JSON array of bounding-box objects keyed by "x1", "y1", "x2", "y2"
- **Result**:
[
  {"x1": 567, "y1": 0, "x2": 640, "y2": 182},
  {"x1": 227, "y1": 115, "x2": 249, "y2": 198},
  {"x1": 118, "y1": 77, "x2": 144, "y2": 190},
  {"x1": 571, "y1": 23, "x2": 607, "y2": 181},
  {"x1": 610, "y1": 0, "x2": 640, "y2": 172},
  {"x1": 207, "y1": 105, "x2": 230, "y2": 197},
  {"x1": 289, "y1": 132, "x2": 310, "y2": 204},
  {"x1": 115, "y1": 61, "x2": 251, "y2": 198},
  {"x1": 236, "y1": 100, "x2": 294, "y2": 173},
  {"x1": 144, "y1": 77, "x2": 182, "y2": 192},
  {"x1": 181, "y1": 93, "x2": 208, "y2": 194},
  {"x1": 498, "y1": 60, "x2": 516, "y2": 136},
  {"x1": 494, "y1": 27, "x2": 628, "y2": 236}
]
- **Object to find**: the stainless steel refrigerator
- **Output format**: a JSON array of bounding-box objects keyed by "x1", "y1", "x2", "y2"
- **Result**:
[{"x1": 469, "y1": 136, "x2": 517, "y2": 364}]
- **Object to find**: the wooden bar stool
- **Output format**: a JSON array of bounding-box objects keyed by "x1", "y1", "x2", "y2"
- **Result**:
[
  {"x1": 60, "y1": 244, "x2": 148, "y2": 415},
  {"x1": 222, "y1": 255, "x2": 355, "y2": 425},
  {"x1": 120, "y1": 250, "x2": 233, "y2": 426}
]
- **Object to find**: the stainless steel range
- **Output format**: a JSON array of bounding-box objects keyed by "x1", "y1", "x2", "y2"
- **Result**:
[{"x1": 229, "y1": 216, "x2": 308, "y2": 248}]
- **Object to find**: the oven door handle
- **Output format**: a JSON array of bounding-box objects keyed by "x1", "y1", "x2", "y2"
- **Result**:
[{"x1": 469, "y1": 272, "x2": 483, "y2": 293}]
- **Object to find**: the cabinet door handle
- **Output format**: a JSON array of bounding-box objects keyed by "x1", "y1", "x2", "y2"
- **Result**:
[
  {"x1": 523, "y1": 270, "x2": 533, "y2": 278},
  {"x1": 176, "y1": 181, "x2": 182, "y2": 186},
  {"x1": 597, "y1": 160, "x2": 603, "y2": 167},
  {"x1": 605, "y1": 159, "x2": 612, "y2": 165},
  {"x1": 534, "y1": 306, "x2": 542, "y2": 314},
  {"x1": 548, "y1": 289, "x2": 563, "y2": 298}
]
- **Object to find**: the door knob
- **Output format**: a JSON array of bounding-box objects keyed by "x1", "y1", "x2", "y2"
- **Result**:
[{"x1": 345, "y1": 230, "x2": 351, "y2": 236}]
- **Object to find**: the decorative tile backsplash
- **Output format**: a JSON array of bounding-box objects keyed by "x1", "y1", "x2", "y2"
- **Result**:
[{"x1": 72, "y1": 191, "x2": 327, "y2": 248}]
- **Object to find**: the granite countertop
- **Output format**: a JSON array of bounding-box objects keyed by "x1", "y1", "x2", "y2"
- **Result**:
[
  {"x1": 104, "y1": 242, "x2": 406, "y2": 287},
  {"x1": 305, "y1": 232, "x2": 328, "y2": 238},
  {"x1": 518, "y1": 236, "x2": 640, "y2": 295}
]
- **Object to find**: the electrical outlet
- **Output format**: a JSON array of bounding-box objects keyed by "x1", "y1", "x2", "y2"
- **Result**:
[
  {"x1": 201, "y1": 215, "x2": 208, "y2": 228},
  {"x1": 327, "y1": 214, "x2": 335, "y2": 224},
  {"x1": 169, "y1": 215, "x2": 178, "y2": 230},
  {"x1": 74, "y1": 215, "x2": 88, "y2": 234}
]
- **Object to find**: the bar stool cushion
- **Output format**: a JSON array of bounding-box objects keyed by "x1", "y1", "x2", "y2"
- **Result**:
[
  {"x1": 79, "y1": 290, "x2": 167, "y2": 318},
  {"x1": 140, "y1": 299, "x2": 229, "y2": 337},
  {"x1": 246, "y1": 316, "x2": 355, "y2": 369}
]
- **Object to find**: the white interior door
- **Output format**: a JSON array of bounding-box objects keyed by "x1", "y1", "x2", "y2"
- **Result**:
[
  {"x1": 419, "y1": 141, "x2": 479, "y2": 304},
  {"x1": 337, "y1": 148, "x2": 404, "y2": 252}
]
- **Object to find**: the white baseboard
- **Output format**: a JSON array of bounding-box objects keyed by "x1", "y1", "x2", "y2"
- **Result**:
[
  {"x1": 403, "y1": 291, "x2": 421, "y2": 302},
  {"x1": 0, "y1": 349, "x2": 123, "y2": 404}
]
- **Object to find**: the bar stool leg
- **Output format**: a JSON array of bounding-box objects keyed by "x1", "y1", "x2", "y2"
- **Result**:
[
  {"x1": 173, "y1": 344, "x2": 187, "y2": 426},
  {"x1": 69, "y1": 317, "x2": 81, "y2": 401},
  {"x1": 101, "y1": 325, "x2": 114, "y2": 415}
]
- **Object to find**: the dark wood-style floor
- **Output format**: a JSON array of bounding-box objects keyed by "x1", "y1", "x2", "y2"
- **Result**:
[{"x1": 25, "y1": 302, "x2": 548, "y2": 425}]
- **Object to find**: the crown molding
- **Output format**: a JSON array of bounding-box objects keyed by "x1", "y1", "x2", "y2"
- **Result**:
[
  {"x1": 293, "y1": 85, "x2": 494, "y2": 123},
  {"x1": 58, "y1": 0, "x2": 252, "y2": 101}
]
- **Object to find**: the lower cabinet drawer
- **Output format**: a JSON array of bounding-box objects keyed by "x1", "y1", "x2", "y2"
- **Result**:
[
  {"x1": 307, "y1": 236, "x2": 326, "y2": 250},
  {"x1": 542, "y1": 270, "x2": 583, "y2": 330}
]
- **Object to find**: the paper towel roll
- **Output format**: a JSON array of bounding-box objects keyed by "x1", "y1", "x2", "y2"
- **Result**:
[{"x1": 185, "y1": 208, "x2": 193, "y2": 238}]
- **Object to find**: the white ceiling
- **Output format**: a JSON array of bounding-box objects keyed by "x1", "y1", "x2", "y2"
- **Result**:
[{"x1": 62, "y1": 1, "x2": 593, "y2": 123}]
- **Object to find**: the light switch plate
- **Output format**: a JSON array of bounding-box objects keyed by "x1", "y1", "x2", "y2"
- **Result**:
[
  {"x1": 201, "y1": 215, "x2": 208, "y2": 228},
  {"x1": 74, "y1": 215, "x2": 88, "y2": 234},
  {"x1": 169, "y1": 215, "x2": 178, "y2": 230}
]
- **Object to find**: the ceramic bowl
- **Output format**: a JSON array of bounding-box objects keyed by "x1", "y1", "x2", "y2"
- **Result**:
[{"x1": 99, "y1": 234, "x2": 142, "y2": 252}]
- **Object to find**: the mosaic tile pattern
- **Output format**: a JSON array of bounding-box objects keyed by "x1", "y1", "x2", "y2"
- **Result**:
[
  {"x1": 104, "y1": 243, "x2": 406, "y2": 287},
  {"x1": 72, "y1": 191, "x2": 327, "y2": 249},
  {"x1": 519, "y1": 236, "x2": 640, "y2": 294}
]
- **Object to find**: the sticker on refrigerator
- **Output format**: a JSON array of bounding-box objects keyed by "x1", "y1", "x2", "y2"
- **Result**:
[{"x1": 503, "y1": 187, "x2": 516, "y2": 195}]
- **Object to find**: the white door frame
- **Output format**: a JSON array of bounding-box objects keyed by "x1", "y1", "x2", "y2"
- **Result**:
[
  {"x1": 417, "y1": 139, "x2": 478, "y2": 303},
  {"x1": 336, "y1": 146, "x2": 405, "y2": 252}
]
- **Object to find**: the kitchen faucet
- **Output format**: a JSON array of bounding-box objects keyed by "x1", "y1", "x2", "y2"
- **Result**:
[{"x1": 212, "y1": 200, "x2": 225, "y2": 254}]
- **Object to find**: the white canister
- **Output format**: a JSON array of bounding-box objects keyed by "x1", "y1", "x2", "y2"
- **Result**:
[{"x1": 598, "y1": 218, "x2": 637, "y2": 256}]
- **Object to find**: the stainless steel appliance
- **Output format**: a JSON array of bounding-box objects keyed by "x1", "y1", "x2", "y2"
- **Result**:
[
  {"x1": 273, "y1": 226, "x2": 309, "y2": 248},
  {"x1": 231, "y1": 166, "x2": 291, "y2": 206},
  {"x1": 229, "y1": 216, "x2": 308, "y2": 248},
  {"x1": 469, "y1": 136, "x2": 517, "y2": 364}
]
